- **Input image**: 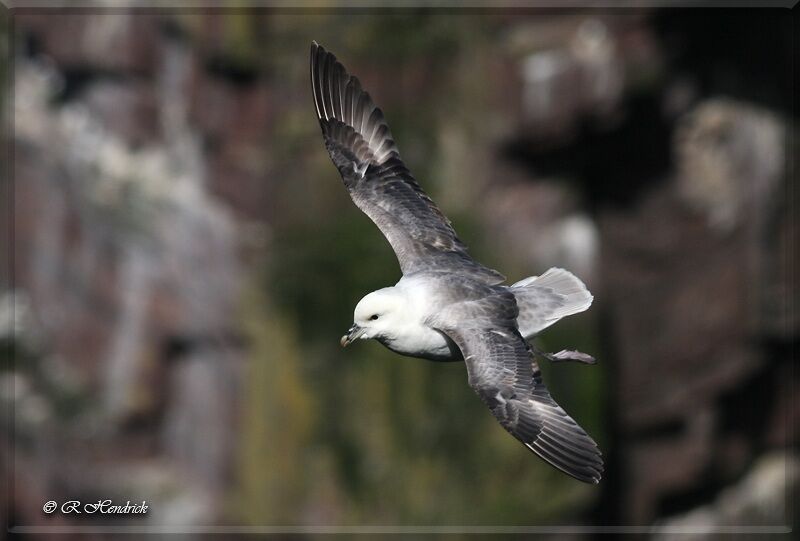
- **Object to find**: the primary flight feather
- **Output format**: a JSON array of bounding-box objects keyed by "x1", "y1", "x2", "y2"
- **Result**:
[{"x1": 310, "y1": 42, "x2": 603, "y2": 484}]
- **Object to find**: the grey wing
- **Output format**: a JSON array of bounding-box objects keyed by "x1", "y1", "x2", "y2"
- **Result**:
[
  {"x1": 435, "y1": 291, "x2": 603, "y2": 483},
  {"x1": 310, "y1": 42, "x2": 504, "y2": 284}
]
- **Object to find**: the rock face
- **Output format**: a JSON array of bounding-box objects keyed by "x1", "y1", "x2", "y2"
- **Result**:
[
  {"x1": 9, "y1": 14, "x2": 249, "y2": 527},
  {"x1": 655, "y1": 453, "x2": 799, "y2": 539},
  {"x1": 594, "y1": 94, "x2": 794, "y2": 527},
  {"x1": 502, "y1": 10, "x2": 796, "y2": 527}
]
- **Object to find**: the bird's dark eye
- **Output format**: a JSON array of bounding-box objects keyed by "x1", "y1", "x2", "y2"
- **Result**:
[{"x1": 369, "y1": 314, "x2": 379, "y2": 320}]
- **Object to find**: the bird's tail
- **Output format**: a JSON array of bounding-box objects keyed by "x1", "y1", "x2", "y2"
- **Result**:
[{"x1": 511, "y1": 267, "x2": 593, "y2": 339}]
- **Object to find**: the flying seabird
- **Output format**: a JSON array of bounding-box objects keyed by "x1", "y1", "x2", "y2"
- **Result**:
[{"x1": 310, "y1": 42, "x2": 603, "y2": 484}]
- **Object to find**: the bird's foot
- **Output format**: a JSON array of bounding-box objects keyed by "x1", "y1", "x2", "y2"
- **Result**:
[{"x1": 535, "y1": 347, "x2": 597, "y2": 365}]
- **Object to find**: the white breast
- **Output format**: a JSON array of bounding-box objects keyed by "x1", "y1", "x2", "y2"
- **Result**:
[
  {"x1": 381, "y1": 324, "x2": 458, "y2": 361},
  {"x1": 379, "y1": 275, "x2": 461, "y2": 361}
]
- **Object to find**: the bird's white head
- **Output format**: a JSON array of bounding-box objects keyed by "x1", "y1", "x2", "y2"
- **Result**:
[{"x1": 340, "y1": 288, "x2": 406, "y2": 347}]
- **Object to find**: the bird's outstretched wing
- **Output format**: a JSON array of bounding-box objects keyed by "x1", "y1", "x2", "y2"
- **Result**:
[
  {"x1": 310, "y1": 42, "x2": 504, "y2": 284},
  {"x1": 434, "y1": 290, "x2": 603, "y2": 483}
]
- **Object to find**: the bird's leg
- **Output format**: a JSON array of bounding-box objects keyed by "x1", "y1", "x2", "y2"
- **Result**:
[
  {"x1": 532, "y1": 344, "x2": 597, "y2": 365},
  {"x1": 550, "y1": 349, "x2": 597, "y2": 364}
]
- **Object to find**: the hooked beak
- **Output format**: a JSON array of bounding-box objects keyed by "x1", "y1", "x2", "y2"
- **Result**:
[{"x1": 340, "y1": 323, "x2": 365, "y2": 347}]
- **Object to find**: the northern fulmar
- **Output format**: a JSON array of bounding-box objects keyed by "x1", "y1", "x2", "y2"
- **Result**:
[{"x1": 310, "y1": 42, "x2": 603, "y2": 483}]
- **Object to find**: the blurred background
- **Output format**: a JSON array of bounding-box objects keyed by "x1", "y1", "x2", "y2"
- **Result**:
[{"x1": 1, "y1": 6, "x2": 797, "y2": 537}]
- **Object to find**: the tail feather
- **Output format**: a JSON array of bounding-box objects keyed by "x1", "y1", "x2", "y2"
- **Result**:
[{"x1": 511, "y1": 267, "x2": 593, "y2": 339}]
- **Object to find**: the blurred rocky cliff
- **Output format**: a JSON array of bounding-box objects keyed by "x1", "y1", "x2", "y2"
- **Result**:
[{"x1": 2, "y1": 7, "x2": 796, "y2": 535}]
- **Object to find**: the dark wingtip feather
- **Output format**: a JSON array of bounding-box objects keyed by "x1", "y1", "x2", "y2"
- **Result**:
[
  {"x1": 308, "y1": 41, "x2": 398, "y2": 162},
  {"x1": 524, "y1": 427, "x2": 604, "y2": 484}
]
